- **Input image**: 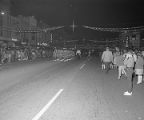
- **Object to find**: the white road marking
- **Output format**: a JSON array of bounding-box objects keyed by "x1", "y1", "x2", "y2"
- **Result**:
[
  {"x1": 80, "y1": 64, "x2": 85, "y2": 69},
  {"x1": 32, "y1": 89, "x2": 64, "y2": 120}
]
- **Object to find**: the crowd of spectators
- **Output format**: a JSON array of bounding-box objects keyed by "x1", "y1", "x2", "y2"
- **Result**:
[
  {"x1": 0, "y1": 46, "x2": 76, "y2": 65},
  {"x1": 53, "y1": 48, "x2": 75, "y2": 60},
  {"x1": 0, "y1": 46, "x2": 54, "y2": 64}
]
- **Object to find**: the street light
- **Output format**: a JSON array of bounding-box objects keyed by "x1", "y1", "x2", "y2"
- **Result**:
[
  {"x1": 0, "y1": 11, "x2": 5, "y2": 36},
  {"x1": 0, "y1": 11, "x2": 5, "y2": 15}
]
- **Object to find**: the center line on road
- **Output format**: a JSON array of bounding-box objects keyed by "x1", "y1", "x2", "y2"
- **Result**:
[
  {"x1": 80, "y1": 64, "x2": 85, "y2": 69},
  {"x1": 32, "y1": 89, "x2": 64, "y2": 120}
]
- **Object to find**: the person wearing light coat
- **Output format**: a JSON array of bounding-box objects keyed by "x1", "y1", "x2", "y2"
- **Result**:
[{"x1": 101, "y1": 47, "x2": 113, "y2": 73}]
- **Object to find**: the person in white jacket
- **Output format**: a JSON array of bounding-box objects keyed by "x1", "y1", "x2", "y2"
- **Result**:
[
  {"x1": 101, "y1": 47, "x2": 113, "y2": 73},
  {"x1": 76, "y1": 49, "x2": 81, "y2": 59}
]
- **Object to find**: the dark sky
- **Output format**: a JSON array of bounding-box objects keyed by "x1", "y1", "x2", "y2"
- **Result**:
[{"x1": 10, "y1": 0, "x2": 144, "y2": 27}]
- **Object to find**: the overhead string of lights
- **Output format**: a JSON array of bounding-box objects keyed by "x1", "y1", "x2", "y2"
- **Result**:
[
  {"x1": 16, "y1": 18, "x2": 144, "y2": 33},
  {"x1": 17, "y1": 26, "x2": 65, "y2": 33},
  {"x1": 82, "y1": 25, "x2": 144, "y2": 32},
  {"x1": 42, "y1": 25, "x2": 144, "y2": 33}
]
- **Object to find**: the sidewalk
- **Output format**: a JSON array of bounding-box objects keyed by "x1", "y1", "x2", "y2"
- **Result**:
[{"x1": 0, "y1": 57, "x2": 54, "y2": 70}]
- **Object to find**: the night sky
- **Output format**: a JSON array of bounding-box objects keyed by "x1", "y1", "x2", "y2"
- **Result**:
[{"x1": 9, "y1": 0, "x2": 144, "y2": 27}]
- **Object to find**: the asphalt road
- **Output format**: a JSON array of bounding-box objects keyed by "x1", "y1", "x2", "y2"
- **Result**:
[{"x1": 0, "y1": 57, "x2": 144, "y2": 120}]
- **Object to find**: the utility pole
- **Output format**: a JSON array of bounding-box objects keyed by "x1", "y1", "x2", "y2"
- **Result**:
[{"x1": 70, "y1": 19, "x2": 77, "y2": 32}]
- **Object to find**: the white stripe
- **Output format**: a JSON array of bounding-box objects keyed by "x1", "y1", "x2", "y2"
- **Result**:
[
  {"x1": 80, "y1": 64, "x2": 85, "y2": 69},
  {"x1": 32, "y1": 89, "x2": 64, "y2": 120}
]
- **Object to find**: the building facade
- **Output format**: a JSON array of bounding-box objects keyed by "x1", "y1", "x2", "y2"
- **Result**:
[
  {"x1": 0, "y1": 3, "x2": 51, "y2": 48},
  {"x1": 119, "y1": 30, "x2": 141, "y2": 48}
]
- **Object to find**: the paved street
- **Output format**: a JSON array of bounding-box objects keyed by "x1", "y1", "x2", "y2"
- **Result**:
[{"x1": 0, "y1": 57, "x2": 144, "y2": 120}]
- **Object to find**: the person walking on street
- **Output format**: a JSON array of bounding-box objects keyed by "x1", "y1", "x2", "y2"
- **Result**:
[
  {"x1": 101, "y1": 47, "x2": 113, "y2": 73},
  {"x1": 113, "y1": 47, "x2": 120, "y2": 68},
  {"x1": 142, "y1": 50, "x2": 144, "y2": 58},
  {"x1": 115, "y1": 52, "x2": 126, "y2": 79},
  {"x1": 123, "y1": 49, "x2": 137, "y2": 96},
  {"x1": 135, "y1": 52, "x2": 144, "y2": 84},
  {"x1": 76, "y1": 49, "x2": 81, "y2": 59}
]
